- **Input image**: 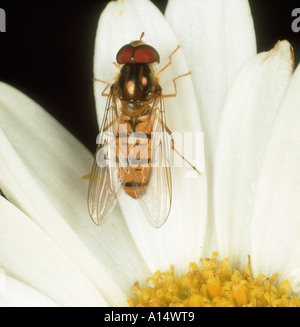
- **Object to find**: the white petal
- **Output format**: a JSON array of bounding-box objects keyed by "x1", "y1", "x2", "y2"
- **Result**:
[
  {"x1": 165, "y1": 0, "x2": 257, "y2": 163},
  {"x1": 0, "y1": 274, "x2": 59, "y2": 307},
  {"x1": 250, "y1": 62, "x2": 300, "y2": 283},
  {"x1": 165, "y1": 0, "x2": 256, "y2": 257},
  {"x1": 0, "y1": 82, "x2": 145, "y2": 304},
  {"x1": 0, "y1": 196, "x2": 107, "y2": 306},
  {"x1": 214, "y1": 41, "x2": 294, "y2": 268},
  {"x1": 94, "y1": 0, "x2": 207, "y2": 275}
]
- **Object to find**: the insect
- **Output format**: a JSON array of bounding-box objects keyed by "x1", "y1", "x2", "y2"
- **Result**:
[{"x1": 88, "y1": 33, "x2": 198, "y2": 228}]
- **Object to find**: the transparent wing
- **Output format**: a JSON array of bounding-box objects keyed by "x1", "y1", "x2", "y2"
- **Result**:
[
  {"x1": 88, "y1": 89, "x2": 127, "y2": 225},
  {"x1": 132, "y1": 94, "x2": 172, "y2": 228}
]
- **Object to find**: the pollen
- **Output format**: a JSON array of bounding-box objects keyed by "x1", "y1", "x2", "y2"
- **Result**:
[{"x1": 127, "y1": 253, "x2": 300, "y2": 307}]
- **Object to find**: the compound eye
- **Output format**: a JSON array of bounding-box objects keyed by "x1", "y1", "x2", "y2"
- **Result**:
[
  {"x1": 116, "y1": 43, "x2": 160, "y2": 64},
  {"x1": 133, "y1": 45, "x2": 160, "y2": 64},
  {"x1": 116, "y1": 44, "x2": 134, "y2": 64}
]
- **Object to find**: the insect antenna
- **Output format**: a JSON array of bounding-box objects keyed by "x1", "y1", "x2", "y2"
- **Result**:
[{"x1": 140, "y1": 32, "x2": 145, "y2": 41}]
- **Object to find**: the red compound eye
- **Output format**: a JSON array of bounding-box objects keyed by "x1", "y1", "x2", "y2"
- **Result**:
[
  {"x1": 116, "y1": 44, "x2": 134, "y2": 64},
  {"x1": 116, "y1": 44, "x2": 160, "y2": 64},
  {"x1": 133, "y1": 45, "x2": 160, "y2": 64}
]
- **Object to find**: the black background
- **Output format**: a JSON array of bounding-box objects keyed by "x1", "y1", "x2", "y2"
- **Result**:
[{"x1": 0, "y1": 0, "x2": 299, "y2": 152}]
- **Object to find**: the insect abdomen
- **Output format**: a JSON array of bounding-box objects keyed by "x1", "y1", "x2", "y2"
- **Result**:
[
  {"x1": 123, "y1": 167, "x2": 152, "y2": 199},
  {"x1": 116, "y1": 115, "x2": 153, "y2": 199}
]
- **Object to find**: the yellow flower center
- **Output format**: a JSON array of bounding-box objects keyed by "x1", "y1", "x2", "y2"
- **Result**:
[{"x1": 127, "y1": 252, "x2": 300, "y2": 307}]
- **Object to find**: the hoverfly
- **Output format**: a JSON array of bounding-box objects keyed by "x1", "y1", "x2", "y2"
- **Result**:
[{"x1": 88, "y1": 33, "x2": 196, "y2": 228}]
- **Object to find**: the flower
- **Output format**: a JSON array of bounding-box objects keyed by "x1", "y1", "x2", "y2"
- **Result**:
[{"x1": 0, "y1": 0, "x2": 299, "y2": 307}]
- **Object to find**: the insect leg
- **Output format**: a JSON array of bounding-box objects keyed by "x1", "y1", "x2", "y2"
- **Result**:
[
  {"x1": 93, "y1": 78, "x2": 111, "y2": 96},
  {"x1": 162, "y1": 72, "x2": 191, "y2": 98},
  {"x1": 159, "y1": 118, "x2": 201, "y2": 176},
  {"x1": 113, "y1": 62, "x2": 121, "y2": 69},
  {"x1": 170, "y1": 135, "x2": 201, "y2": 175},
  {"x1": 170, "y1": 139, "x2": 201, "y2": 175},
  {"x1": 157, "y1": 45, "x2": 181, "y2": 75}
]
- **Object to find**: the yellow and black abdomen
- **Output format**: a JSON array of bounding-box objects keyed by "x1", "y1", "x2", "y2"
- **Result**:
[{"x1": 116, "y1": 113, "x2": 153, "y2": 199}]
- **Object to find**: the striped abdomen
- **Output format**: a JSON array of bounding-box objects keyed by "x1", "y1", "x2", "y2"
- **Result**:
[{"x1": 116, "y1": 112, "x2": 153, "y2": 199}]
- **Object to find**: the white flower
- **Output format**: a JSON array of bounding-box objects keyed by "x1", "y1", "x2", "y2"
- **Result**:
[{"x1": 0, "y1": 0, "x2": 299, "y2": 306}]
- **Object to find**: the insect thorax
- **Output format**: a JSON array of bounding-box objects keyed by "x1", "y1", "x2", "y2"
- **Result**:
[{"x1": 116, "y1": 63, "x2": 155, "y2": 102}]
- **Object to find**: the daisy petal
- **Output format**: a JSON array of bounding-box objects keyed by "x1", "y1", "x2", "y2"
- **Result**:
[
  {"x1": 0, "y1": 196, "x2": 108, "y2": 306},
  {"x1": 94, "y1": 0, "x2": 207, "y2": 274},
  {"x1": 165, "y1": 0, "x2": 257, "y2": 162},
  {"x1": 214, "y1": 41, "x2": 294, "y2": 268},
  {"x1": 251, "y1": 63, "x2": 300, "y2": 285},
  {"x1": 0, "y1": 274, "x2": 59, "y2": 307},
  {"x1": 0, "y1": 82, "x2": 147, "y2": 304}
]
